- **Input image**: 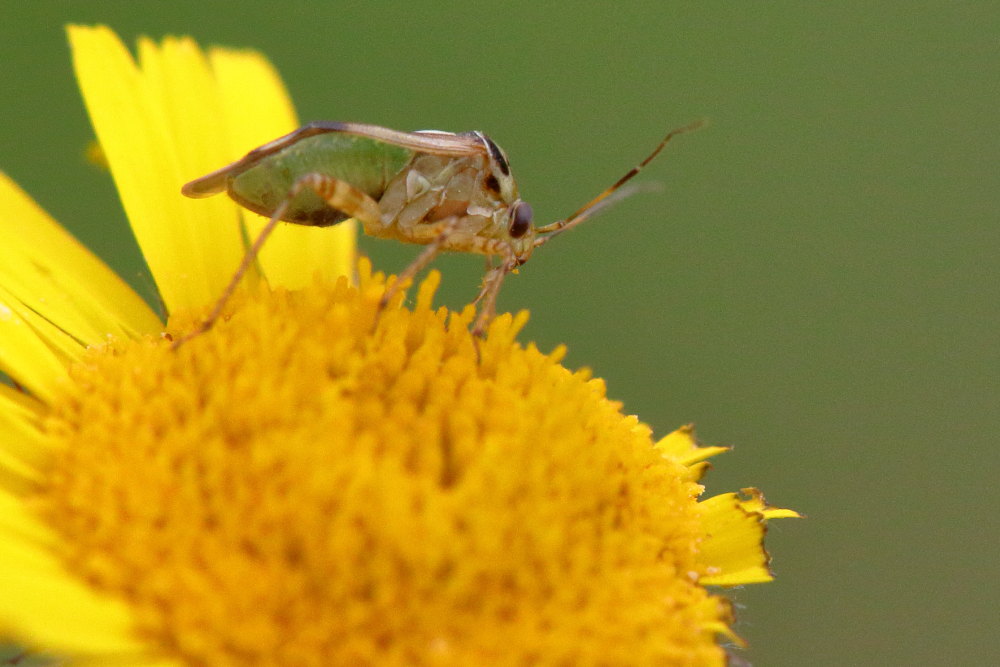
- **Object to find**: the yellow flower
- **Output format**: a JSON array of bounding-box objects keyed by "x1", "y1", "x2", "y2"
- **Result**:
[{"x1": 0, "y1": 25, "x2": 798, "y2": 666}]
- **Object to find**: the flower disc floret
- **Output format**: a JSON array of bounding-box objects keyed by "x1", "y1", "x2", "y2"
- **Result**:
[{"x1": 33, "y1": 264, "x2": 731, "y2": 665}]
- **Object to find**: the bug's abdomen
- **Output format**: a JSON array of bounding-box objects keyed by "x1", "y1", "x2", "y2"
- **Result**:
[{"x1": 229, "y1": 133, "x2": 412, "y2": 226}]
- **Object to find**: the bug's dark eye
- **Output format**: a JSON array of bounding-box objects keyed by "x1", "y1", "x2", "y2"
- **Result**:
[{"x1": 509, "y1": 202, "x2": 533, "y2": 238}]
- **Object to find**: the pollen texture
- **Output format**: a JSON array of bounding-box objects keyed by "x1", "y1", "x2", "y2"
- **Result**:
[{"x1": 36, "y1": 264, "x2": 729, "y2": 665}]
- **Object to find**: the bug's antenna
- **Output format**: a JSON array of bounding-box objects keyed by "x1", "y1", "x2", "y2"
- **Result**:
[{"x1": 533, "y1": 119, "x2": 705, "y2": 247}]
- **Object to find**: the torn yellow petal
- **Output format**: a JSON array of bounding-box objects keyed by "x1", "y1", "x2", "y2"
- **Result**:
[
  {"x1": 0, "y1": 172, "x2": 161, "y2": 343},
  {"x1": 654, "y1": 423, "x2": 729, "y2": 473},
  {"x1": 737, "y1": 486, "x2": 802, "y2": 520},
  {"x1": 702, "y1": 618, "x2": 746, "y2": 649},
  {"x1": 209, "y1": 48, "x2": 356, "y2": 289},
  {"x1": 697, "y1": 493, "x2": 770, "y2": 586},
  {"x1": 697, "y1": 489, "x2": 799, "y2": 586},
  {"x1": 69, "y1": 25, "x2": 246, "y2": 314},
  {"x1": 685, "y1": 461, "x2": 712, "y2": 481}
]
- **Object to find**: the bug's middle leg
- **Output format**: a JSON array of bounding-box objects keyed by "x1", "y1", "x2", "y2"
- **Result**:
[
  {"x1": 172, "y1": 172, "x2": 381, "y2": 349},
  {"x1": 378, "y1": 217, "x2": 464, "y2": 311}
]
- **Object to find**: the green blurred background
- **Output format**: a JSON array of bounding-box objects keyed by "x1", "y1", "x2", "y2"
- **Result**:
[{"x1": 1, "y1": 2, "x2": 996, "y2": 665}]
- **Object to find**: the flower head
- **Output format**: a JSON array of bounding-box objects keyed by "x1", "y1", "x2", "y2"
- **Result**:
[{"x1": 0, "y1": 26, "x2": 797, "y2": 666}]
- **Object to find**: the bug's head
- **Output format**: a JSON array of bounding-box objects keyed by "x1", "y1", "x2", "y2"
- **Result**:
[{"x1": 473, "y1": 131, "x2": 537, "y2": 260}]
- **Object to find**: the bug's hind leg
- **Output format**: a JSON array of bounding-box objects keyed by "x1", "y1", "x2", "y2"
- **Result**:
[{"x1": 172, "y1": 173, "x2": 381, "y2": 350}]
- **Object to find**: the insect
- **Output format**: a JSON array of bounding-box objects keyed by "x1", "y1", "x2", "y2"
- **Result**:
[{"x1": 179, "y1": 120, "x2": 701, "y2": 344}]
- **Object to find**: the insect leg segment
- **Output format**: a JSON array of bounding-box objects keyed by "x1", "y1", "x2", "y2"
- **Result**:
[
  {"x1": 471, "y1": 242, "x2": 511, "y2": 307},
  {"x1": 378, "y1": 216, "x2": 465, "y2": 311},
  {"x1": 470, "y1": 250, "x2": 518, "y2": 338},
  {"x1": 173, "y1": 173, "x2": 381, "y2": 349},
  {"x1": 171, "y1": 196, "x2": 289, "y2": 349},
  {"x1": 289, "y1": 173, "x2": 383, "y2": 228}
]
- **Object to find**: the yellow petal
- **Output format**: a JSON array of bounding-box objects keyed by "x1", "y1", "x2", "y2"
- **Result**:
[
  {"x1": 0, "y1": 384, "x2": 45, "y2": 496},
  {"x1": 208, "y1": 48, "x2": 298, "y2": 159},
  {"x1": 0, "y1": 384, "x2": 49, "y2": 477},
  {"x1": 0, "y1": 497, "x2": 155, "y2": 658},
  {"x1": 69, "y1": 25, "x2": 246, "y2": 314},
  {"x1": 0, "y1": 486, "x2": 49, "y2": 546},
  {"x1": 0, "y1": 281, "x2": 83, "y2": 363},
  {"x1": 0, "y1": 172, "x2": 161, "y2": 344},
  {"x1": 0, "y1": 290, "x2": 69, "y2": 403},
  {"x1": 0, "y1": 446, "x2": 40, "y2": 493},
  {"x1": 209, "y1": 48, "x2": 356, "y2": 289}
]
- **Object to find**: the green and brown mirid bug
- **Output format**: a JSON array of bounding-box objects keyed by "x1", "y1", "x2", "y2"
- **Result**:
[{"x1": 179, "y1": 120, "x2": 701, "y2": 344}]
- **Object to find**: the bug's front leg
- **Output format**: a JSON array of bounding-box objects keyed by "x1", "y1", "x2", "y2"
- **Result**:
[
  {"x1": 172, "y1": 173, "x2": 381, "y2": 350},
  {"x1": 471, "y1": 248, "x2": 518, "y2": 338}
]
